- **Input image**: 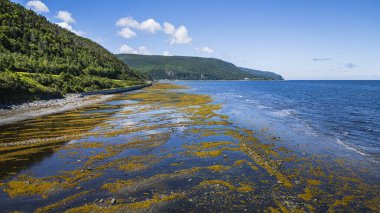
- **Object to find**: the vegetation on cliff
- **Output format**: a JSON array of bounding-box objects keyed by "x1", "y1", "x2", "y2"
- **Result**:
[
  {"x1": 116, "y1": 54, "x2": 284, "y2": 80},
  {"x1": 0, "y1": 0, "x2": 145, "y2": 104}
]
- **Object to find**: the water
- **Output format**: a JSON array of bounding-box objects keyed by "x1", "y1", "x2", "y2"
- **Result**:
[
  {"x1": 0, "y1": 82, "x2": 379, "y2": 212},
  {"x1": 173, "y1": 80, "x2": 380, "y2": 163}
]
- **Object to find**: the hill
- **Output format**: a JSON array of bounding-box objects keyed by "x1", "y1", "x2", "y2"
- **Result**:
[
  {"x1": 116, "y1": 54, "x2": 283, "y2": 80},
  {"x1": 0, "y1": 0, "x2": 145, "y2": 104},
  {"x1": 238, "y1": 67, "x2": 284, "y2": 80}
]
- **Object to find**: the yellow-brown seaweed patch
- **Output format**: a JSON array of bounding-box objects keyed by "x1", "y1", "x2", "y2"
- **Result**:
[
  {"x1": 35, "y1": 190, "x2": 91, "y2": 213},
  {"x1": 233, "y1": 159, "x2": 259, "y2": 170},
  {"x1": 64, "y1": 193, "x2": 185, "y2": 212},
  {"x1": 206, "y1": 165, "x2": 231, "y2": 172},
  {"x1": 127, "y1": 193, "x2": 186, "y2": 209},
  {"x1": 199, "y1": 180, "x2": 254, "y2": 193},
  {"x1": 3, "y1": 176, "x2": 61, "y2": 198},
  {"x1": 298, "y1": 187, "x2": 313, "y2": 201},
  {"x1": 183, "y1": 141, "x2": 234, "y2": 150},
  {"x1": 184, "y1": 147, "x2": 239, "y2": 158},
  {"x1": 307, "y1": 179, "x2": 321, "y2": 186}
]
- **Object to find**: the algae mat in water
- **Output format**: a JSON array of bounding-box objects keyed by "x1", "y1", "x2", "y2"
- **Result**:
[{"x1": 0, "y1": 84, "x2": 379, "y2": 212}]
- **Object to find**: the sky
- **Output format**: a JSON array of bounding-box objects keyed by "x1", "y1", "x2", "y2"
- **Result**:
[{"x1": 12, "y1": 0, "x2": 380, "y2": 80}]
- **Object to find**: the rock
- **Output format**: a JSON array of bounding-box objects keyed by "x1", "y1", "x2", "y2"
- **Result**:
[
  {"x1": 76, "y1": 186, "x2": 82, "y2": 190},
  {"x1": 87, "y1": 167, "x2": 92, "y2": 171},
  {"x1": 189, "y1": 199, "x2": 193, "y2": 202},
  {"x1": 174, "y1": 170, "x2": 179, "y2": 173},
  {"x1": 77, "y1": 159, "x2": 81, "y2": 162},
  {"x1": 99, "y1": 199, "x2": 104, "y2": 203},
  {"x1": 223, "y1": 154, "x2": 227, "y2": 158},
  {"x1": 188, "y1": 179, "x2": 192, "y2": 182},
  {"x1": 23, "y1": 181, "x2": 30, "y2": 185},
  {"x1": 80, "y1": 169, "x2": 85, "y2": 172},
  {"x1": 111, "y1": 198, "x2": 116, "y2": 205},
  {"x1": 295, "y1": 180, "x2": 300, "y2": 185}
]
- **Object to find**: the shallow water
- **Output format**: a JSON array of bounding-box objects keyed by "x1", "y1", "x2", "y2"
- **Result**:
[
  {"x1": 173, "y1": 80, "x2": 380, "y2": 163},
  {"x1": 0, "y1": 83, "x2": 379, "y2": 212}
]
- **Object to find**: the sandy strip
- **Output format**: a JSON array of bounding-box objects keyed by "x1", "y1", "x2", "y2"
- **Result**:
[
  {"x1": 0, "y1": 83, "x2": 152, "y2": 127},
  {"x1": 0, "y1": 94, "x2": 115, "y2": 127}
]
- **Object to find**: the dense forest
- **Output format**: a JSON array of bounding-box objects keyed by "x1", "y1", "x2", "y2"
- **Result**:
[
  {"x1": 116, "y1": 54, "x2": 284, "y2": 80},
  {"x1": 0, "y1": 0, "x2": 145, "y2": 104},
  {"x1": 238, "y1": 67, "x2": 284, "y2": 80}
]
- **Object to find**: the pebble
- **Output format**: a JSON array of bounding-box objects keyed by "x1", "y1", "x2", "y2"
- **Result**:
[
  {"x1": 111, "y1": 198, "x2": 116, "y2": 205},
  {"x1": 188, "y1": 179, "x2": 192, "y2": 182},
  {"x1": 99, "y1": 199, "x2": 104, "y2": 203},
  {"x1": 75, "y1": 186, "x2": 82, "y2": 190},
  {"x1": 87, "y1": 167, "x2": 92, "y2": 171}
]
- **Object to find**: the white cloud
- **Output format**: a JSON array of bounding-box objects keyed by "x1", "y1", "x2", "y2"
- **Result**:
[
  {"x1": 55, "y1": 11, "x2": 84, "y2": 36},
  {"x1": 115, "y1": 18, "x2": 192, "y2": 44},
  {"x1": 163, "y1": 51, "x2": 172, "y2": 56},
  {"x1": 163, "y1": 22, "x2": 192, "y2": 44},
  {"x1": 139, "y1": 19, "x2": 161, "y2": 34},
  {"x1": 116, "y1": 17, "x2": 140, "y2": 28},
  {"x1": 118, "y1": 45, "x2": 151, "y2": 55},
  {"x1": 163, "y1": 22, "x2": 175, "y2": 34},
  {"x1": 116, "y1": 17, "x2": 161, "y2": 34},
  {"x1": 56, "y1": 22, "x2": 84, "y2": 36},
  {"x1": 56, "y1": 11, "x2": 75, "y2": 24},
  {"x1": 169, "y1": 26, "x2": 192, "y2": 44},
  {"x1": 137, "y1": 46, "x2": 151, "y2": 55},
  {"x1": 119, "y1": 44, "x2": 136, "y2": 54},
  {"x1": 117, "y1": 28, "x2": 137, "y2": 39},
  {"x1": 26, "y1": 0, "x2": 49, "y2": 13},
  {"x1": 195, "y1": 46, "x2": 214, "y2": 54}
]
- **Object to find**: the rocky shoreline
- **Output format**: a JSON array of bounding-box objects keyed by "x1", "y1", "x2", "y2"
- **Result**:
[
  {"x1": 0, "y1": 93, "x2": 114, "y2": 127},
  {"x1": 0, "y1": 83, "x2": 152, "y2": 127}
]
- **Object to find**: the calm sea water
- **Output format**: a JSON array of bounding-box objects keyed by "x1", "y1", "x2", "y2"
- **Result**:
[{"x1": 174, "y1": 80, "x2": 380, "y2": 163}]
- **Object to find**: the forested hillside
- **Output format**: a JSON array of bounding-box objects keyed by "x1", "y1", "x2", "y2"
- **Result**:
[
  {"x1": 0, "y1": 0, "x2": 145, "y2": 104},
  {"x1": 116, "y1": 54, "x2": 284, "y2": 80},
  {"x1": 239, "y1": 67, "x2": 284, "y2": 80}
]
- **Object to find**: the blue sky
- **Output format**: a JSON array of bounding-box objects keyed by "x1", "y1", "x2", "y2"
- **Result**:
[{"x1": 13, "y1": 0, "x2": 380, "y2": 79}]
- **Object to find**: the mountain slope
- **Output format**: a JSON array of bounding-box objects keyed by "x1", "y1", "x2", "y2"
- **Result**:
[
  {"x1": 238, "y1": 67, "x2": 284, "y2": 80},
  {"x1": 116, "y1": 54, "x2": 283, "y2": 80},
  {"x1": 0, "y1": 0, "x2": 145, "y2": 104}
]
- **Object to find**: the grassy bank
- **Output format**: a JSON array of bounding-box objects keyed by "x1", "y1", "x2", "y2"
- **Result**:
[{"x1": 0, "y1": 71, "x2": 145, "y2": 104}]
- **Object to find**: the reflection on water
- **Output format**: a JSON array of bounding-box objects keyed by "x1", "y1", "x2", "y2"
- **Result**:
[
  {"x1": 0, "y1": 104, "x2": 119, "y2": 179},
  {"x1": 0, "y1": 84, "x2": 379, "y2": 212}
]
